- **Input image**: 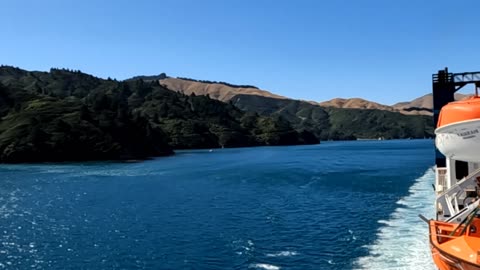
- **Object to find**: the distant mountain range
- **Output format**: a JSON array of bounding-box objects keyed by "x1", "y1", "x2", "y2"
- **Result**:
[
  {"x1": 144, "y1": 75, "x2": 461, "y2": 116},
  {"x1": 131, "y1": 75, "x2": 435, "y2": 141},
  {"x1": 0, "y1": 66, "x2": 438, "y2": 163},
  {"x1": 319, "y1": 96, "x2": 437, "y2": 115}
]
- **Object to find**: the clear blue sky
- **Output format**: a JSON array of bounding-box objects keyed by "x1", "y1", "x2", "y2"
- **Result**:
[{"x1": 2, "y1": 0, "x2": 479, "y2": 105}]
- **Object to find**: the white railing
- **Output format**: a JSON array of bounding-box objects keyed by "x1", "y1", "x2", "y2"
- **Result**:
[
  {"x1": 436, "y1": 167, "x2": 448, "y2": 195},
  {"x1": 435, "y1": 166, "x2": 480, "y2": 221}
]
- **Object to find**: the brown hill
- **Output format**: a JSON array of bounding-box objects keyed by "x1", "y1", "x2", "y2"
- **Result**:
[
  {"x1": 391, "y1": 94, "x2": 433, "y2": 116},
  {"x1": 155, "y1": 75, "x2": 467, "y2": 116},
  {"x1": 319, "y1": 93, "x2": 471, "y2": 116},
  {"x1": 159, "y1": 78, "x2": 286, "y2": 102},
  {"x1": 393, "y1": 94, "x2": 432, "y2": 110},
  {"x1": 160, "y1": 77, "x2": 426, "y2": 115},
  {"x1": 318, "y1": 98, "x2": 396, "y2": 112},
  {"x1": 392, "y1": 93, "x2": 470, "y2": 115},
  {"x1": 318, "y1": 97, "x2": 432, "y2": 115}
]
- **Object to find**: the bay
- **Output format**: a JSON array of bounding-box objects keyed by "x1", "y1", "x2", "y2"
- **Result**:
[{"x1": 0, "y1": 140, "x2": 435, "y2": 269}]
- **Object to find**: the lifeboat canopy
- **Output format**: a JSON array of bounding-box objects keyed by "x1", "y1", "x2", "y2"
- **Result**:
[{"x1": 437, "y1": 96, "x2": 480, "y2": 128}]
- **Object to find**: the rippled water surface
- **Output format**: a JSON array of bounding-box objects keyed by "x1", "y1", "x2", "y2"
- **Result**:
[{"x1": 0, "y1": 140, "x2": 435, "y2": 269}]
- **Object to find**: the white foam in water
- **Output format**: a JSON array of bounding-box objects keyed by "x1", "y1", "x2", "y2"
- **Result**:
[
  {"x1": 355, "y1": 168, "x2": 436, "y2": 270},
  {"x1": 265, "y1": 251, "x2": 298, "y2": 257},
  {"x1": 249, "y1": 263, "x2": 280, "y2": 270}
]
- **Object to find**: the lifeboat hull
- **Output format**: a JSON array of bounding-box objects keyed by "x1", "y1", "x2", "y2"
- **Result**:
[
  {"x1": 435, "y1": 119, "x2": 480, "y2": 162},
  {"x1": 431, "y1": 244, "x2": 480, "y2": 270},
  {"x1": 429, "y1": 220, "x2": 480, "y2": 270}
]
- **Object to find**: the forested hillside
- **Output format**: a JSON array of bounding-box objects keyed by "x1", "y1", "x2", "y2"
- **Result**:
[
  {"x1": 231, "y1": 94, "x2": 434, "y2": 140},
  {"x1": 0, "y1": 66, "x2": 316, "y2": 162},
  {"x1": 153, "y1": 76, "x2": 435, "y2": 140}
]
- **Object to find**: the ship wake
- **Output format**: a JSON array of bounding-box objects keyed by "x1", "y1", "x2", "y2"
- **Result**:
[{"x1": 355, "y1": 168, "x2": 436, "y2": 270}]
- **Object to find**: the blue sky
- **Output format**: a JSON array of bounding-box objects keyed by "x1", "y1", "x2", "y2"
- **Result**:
[{"x1": 2, "y1": 0, "x2": 479, "y2": 105}]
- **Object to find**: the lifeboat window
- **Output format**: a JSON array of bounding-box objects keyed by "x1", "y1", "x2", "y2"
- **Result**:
[{"x1": 456, "y1": 160, "x2": 469, "y2": 180}]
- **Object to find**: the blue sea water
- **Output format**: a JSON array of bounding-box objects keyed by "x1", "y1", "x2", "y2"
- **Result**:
[{"x1": 0, "y1": 140, "x2": 436, "y2": 270}]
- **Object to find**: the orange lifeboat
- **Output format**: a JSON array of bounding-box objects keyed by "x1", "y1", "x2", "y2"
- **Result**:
[
  {"x1": 435, "y1": 96, "x2": 480, "y2": 162},
  {"x1": 437, "y1": 96, "x2": 480, "y2": 128},
  {"x1": 429, "y1": 208, "x2": 480, "y2": 270}
]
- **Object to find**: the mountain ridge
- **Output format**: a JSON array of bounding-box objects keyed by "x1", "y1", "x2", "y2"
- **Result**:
[
  {"x1": 140, "y1": 74, "x2": 434, "y2": 140},
  {"x1": 159, "y1": 77, "x2": 287, "y2": 102},
  {"x1": 151, "y1": 76, "x2": 435, "y2": 116},
  {"x1": 0, "y1": 65, "x2": 435, "y2": 164}
]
